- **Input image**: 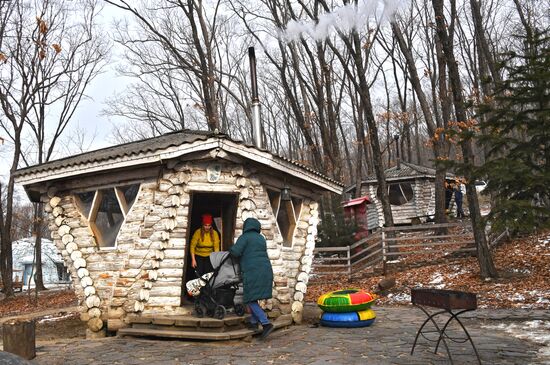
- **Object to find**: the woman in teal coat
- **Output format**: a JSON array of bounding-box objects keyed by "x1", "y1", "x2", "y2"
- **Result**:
[{"x1": 230, "y1": 217, "x2": 274, "y2": 339}]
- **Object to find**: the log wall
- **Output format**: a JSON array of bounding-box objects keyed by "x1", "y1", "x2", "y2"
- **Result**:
[{"x1": 44, "y1": 158, "x2": 320, "y2": 333}]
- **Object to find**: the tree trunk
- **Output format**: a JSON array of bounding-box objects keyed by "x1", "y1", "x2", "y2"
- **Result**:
[
  {"x1": 33, "y1": 203, "x2": 47, "y2": 291},
  {"x1": 432, "y1": 0, "x2": 497, "y2": 278}
]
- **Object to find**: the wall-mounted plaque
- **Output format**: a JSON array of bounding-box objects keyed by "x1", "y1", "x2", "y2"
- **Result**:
[{"x1": 206, "y1": 163, "x2": 222, "y2": 183}]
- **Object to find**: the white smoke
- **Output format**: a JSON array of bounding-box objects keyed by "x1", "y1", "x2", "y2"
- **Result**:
[{"x1": 282, "y1": 0, "x2": 406, "y2": 42}]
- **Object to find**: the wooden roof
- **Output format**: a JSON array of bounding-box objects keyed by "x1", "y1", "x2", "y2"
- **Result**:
[{"x1": 14, "y1": 130, "x2": 343, "y2": 194}]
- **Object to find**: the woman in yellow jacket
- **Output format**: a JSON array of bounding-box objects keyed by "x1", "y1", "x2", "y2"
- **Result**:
[{"x1": 190, "y1": 214, "x2": 220, "y2": 275}]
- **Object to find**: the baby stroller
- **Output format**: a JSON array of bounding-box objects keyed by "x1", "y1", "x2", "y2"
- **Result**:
[{"x1": 187, "y1": 251, "x2": 246, "y2": 320}]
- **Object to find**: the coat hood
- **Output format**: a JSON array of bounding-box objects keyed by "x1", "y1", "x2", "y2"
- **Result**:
[{"x1": 243, "y1": 218, "x2": 261, "y2": 233}]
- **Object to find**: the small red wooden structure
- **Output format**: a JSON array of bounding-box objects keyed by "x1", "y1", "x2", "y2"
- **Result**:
[{"x1": 342, "y1": 196, "x2": 371, "y2": 240}]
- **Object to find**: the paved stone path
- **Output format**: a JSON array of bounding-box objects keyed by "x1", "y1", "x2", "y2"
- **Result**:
[{"x1": 28, "y1": 306, "x2": 549, "y2": 365}]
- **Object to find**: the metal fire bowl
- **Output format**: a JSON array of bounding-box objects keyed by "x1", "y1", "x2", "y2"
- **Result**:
[{"x1": 411, "y1": 288, "x2": 477, "y2": 310}]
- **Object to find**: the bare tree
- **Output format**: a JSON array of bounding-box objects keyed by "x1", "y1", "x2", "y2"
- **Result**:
[
  {"x1": 0, "y1": 0, "x2": 107, "y2": 295},
  {"x1": 105, "y1": 0, "x2": 226, "y2": 132},
  {"x1": 432, "y1": 0, "x2": 497, "y2": 278}
]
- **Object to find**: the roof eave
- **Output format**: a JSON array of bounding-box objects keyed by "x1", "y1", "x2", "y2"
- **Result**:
[{"x1": 15, "y1": 137, "x2": 343, "y2": 195}]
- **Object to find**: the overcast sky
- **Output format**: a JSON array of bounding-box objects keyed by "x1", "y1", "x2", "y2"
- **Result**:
[{"x1": 0, "y1": 3, "x2": 129, "y2": 182}]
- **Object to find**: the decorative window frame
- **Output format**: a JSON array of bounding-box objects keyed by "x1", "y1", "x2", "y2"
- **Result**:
[
  {"x1": 267, "y1": 189, "x2": 303, "y2": 248},
  {"x1": 387, "y1": 182, "x2": 414, "y2": 206},
  {"x1": 74, "y1": 184, "x2": 141, "y2": 249}
]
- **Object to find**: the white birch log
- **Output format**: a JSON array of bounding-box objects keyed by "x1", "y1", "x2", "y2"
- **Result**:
[
  {"x1": 241, "y1": 199, "x2": 256, "y2": 211},
  {"x1": 144, "y1": 281, "x2": 153, "y2": 289},
  {"x1": 54, "y1": 216, "x2": 65, "y2": 227},
  {"x1": 293, "y1": 291, "x2": 304, "y2": 302},
  {"x1": 236, "y1": 177, "x2": 247, "y2": 187},
  {"x1": 52, "y1": 206, "x2": 64, "y2": 217},
  {"x1": 158, "y1": 180, "x2": 173, "y2": 192},
  {"x1": 165, "y1": 207, "x2": 177, "y2": 218},
  {"x1": 151, "y1": 260, "x2": 160, "y2": 269},
  {"x1": 239, "y1": 188, "x2": 250, "y2": 199},
  {"x1": 292, "y1": 300, "x2": 304, "y2": 312},
  {"x1": 84, "y1": 285, "x2": 96, "y2": 297},
  {"x1": 77, "y1": 268, "x2": 89, "y2": 278},
  {"x1": 161, "y1": 231, "x2": 170, "y2": 241},
  {"x1": 81, "y1": 276, "x2": 93, "y2": 288},
  {"x1": 163, "y1": 195, "x2": 180, "y2": 207},
  {"x1": 297, "y1": 272, "x2": 309, "y2": 284},
  {"x1": 301, "y1": 264, "x2": 312, "y2": 274},
  {"x1": 44, "y1": 204, "x2": 53, "y2": 213},
  {"x1": 70, "y1": 250, "x2": 83, "y2": 261},
  {"x1": 58, "y1": 225, "x2": 71, "y2": 236},
  {"x1": 300, "y1": 256, "x2": 313, "y2": 266},
  {"x1": 160, "y1": 241, "x2": 170, "y2": 250},
  {"x1": 148, "y1": 270, "x2": 158, "y2": 281},
  {"x1": 73, "y1": 258, "x2": 86, "y2": 269},
  {"x1": 134, "y1": 301, "x2": 144, "y2": 312},
  {"x1": 149, "y1": 286, "x2": 181, "y2": 297},
  {"x1": 86, "y1": 295, "x2": 101, "y2": 309},
  {"x1": 295, "y1": 282, "x2": 307, "y2": 294},
  {"x1": 178, "y1": 171, "x2": 192, "y2": 184},
  {"x1": 88, "y1": 307, "x2": 101, "y2": 318},
  {"x1": 156, "y1": 268, "x2": 182, "y2": 278},
  {"x1": 231, "y1": 165, "x2": 245, "y2": 176},
  {"x1": 61, "y1": 234, "x2": 74, "y2": 245},
  {"x1": 49, "y1": 196, "x2": 62, "y2": 208},
  {"x1": 87, "y1": 317, "x2": 103, "y2": 332},
  {"x1": 143, "y1": 216, "x2": 161, "y2": 228},
  {"x1": 163, "y1": 218, "x2": 177, "y2": 231},
  {"x1": 139, "y1": 289, "x2": 150, "y2": 302},
  {"x1": 154, "y1": 250, "x2": 165, "y2": 260}
]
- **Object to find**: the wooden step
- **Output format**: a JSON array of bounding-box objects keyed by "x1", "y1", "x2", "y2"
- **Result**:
[
  {"x1": 117, "y1": 315, "x2": 293, "y2": 341},
  {"x1": 127, "y1": 314, "x2": 249, "y2": 327},
  {"x1": 118, "y1": 327, "x2": 256, "y2": 340}
]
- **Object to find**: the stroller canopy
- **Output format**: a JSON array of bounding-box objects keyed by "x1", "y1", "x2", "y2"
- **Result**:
[{"x1": 209, "y1": 251, "x2": 240, "y2": 289}]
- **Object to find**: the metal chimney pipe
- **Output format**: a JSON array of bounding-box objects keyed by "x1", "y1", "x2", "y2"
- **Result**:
[
  {"x1": 248, "y1": 47, "x2": 263, "y2": 149},
  {"x1": 394, "y1": 134, "x2": 401, "y2": 169}
]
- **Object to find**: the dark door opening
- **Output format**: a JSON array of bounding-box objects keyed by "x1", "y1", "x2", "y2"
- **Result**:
[{"x1": 181, "y1": 192, "x2": 238, "y2": 305}]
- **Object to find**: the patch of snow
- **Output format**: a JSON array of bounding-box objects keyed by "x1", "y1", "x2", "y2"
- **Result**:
[
  {"x1": 386, "y1": 292, "x2": 411, "y2": 303},
  {"x1": 429, "y1": 273, "x2": 446, "y2": 289},
  {"x1": 38, "y1": 313, "x2": 76, "y2": 324},
  {"x1": 386, "y1": 259, "x2": 402, "y2": 264},
  {"x1": 511, "y1": 293, "x2": 526, "y2": 302},
  {"x1": 482, "y1": 321, "x2": 550, "y2": 363}
]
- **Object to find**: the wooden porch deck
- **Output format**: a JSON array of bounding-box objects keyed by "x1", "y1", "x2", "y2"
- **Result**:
[{"x1": 118, "y1": 313, "x2": 293, "y2": 341}]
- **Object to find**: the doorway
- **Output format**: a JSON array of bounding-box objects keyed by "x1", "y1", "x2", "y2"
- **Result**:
[{"x1": 180, "y1": 192, "x2": 239, "y2": 305}]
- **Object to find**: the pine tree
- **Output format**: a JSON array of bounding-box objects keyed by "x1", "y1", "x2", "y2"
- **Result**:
[{"x1": 477, "y1": 28, "x2": 550, "y2": 234}]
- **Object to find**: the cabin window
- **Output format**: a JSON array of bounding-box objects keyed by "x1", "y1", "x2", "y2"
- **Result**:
[
  {"x1": 75, "y1": 184, "x2": 140, "y2": 248},
  {"x1": 267, "y1": 189, "x2": 302, "y2": 247},
  {"x1": 388, "y1": 182, "x2": 414, "y2": 206}
]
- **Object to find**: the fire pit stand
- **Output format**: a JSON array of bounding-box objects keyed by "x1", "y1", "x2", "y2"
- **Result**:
[{"x1": 410, "y1": 288, "x2": 481, "y2": 365}]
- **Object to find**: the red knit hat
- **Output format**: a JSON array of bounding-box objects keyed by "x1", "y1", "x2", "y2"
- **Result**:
[{"x1": 202, "y1": 214, "x2": 213, "y2": 225}]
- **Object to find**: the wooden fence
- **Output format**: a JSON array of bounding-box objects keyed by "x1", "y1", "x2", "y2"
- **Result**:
[{"x1": 312, "y1": 222, "x2": 505, "y2": 281}]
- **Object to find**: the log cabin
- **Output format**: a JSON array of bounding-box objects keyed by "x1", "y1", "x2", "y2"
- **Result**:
[
  {"x1": 346, "y1": 161, "x2": 456, "y2": 228},
  {"x1": 13, "y1": 130, "x2": 343, "y2": 339}
]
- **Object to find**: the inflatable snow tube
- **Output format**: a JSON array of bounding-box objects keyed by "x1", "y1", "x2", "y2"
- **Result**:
[
  {"x1": 320, "y1": 309, "x2": 376, "y2": 328},
  {"x1": 317, "y1": 289, "x2": 376, "y2": 312}
]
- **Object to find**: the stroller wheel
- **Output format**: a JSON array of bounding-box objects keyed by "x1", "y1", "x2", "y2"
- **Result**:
[
  {"x1": 234, "y1": 303, "x2": 246, "y2": 316},
  {"x1": 214, "y1": 305, "x2": 226, "y2": 320},
  {"x1": 194, "y1": 300, "x2": 204, "y2": 318}
]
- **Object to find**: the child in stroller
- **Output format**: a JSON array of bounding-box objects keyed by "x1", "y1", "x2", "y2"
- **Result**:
[{"x1": 186, "y1": 251, "x2": 246, "y2": 319}]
